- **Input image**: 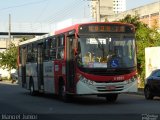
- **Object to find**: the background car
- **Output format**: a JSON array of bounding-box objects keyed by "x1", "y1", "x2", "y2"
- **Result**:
[{"x1": 144, "y1": 69, "x2": 160, "y2": 100}]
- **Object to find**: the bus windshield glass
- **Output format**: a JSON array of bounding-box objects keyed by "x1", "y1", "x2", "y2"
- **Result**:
[{"x1": 77, "y1": 35, "x2": 136, "y2": 68}]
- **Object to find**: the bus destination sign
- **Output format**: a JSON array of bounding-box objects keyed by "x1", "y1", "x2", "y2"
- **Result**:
[{"x1": 79, "y1": 24, "x2": 134, "y2": 34}]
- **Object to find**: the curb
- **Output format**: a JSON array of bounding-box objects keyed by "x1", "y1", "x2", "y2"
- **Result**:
[{"x1": 0, "y1": 80, "x2": 18, "y2": 85}]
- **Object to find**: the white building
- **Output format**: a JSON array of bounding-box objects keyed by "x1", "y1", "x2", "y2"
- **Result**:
[
  {"x1": 91, "y1": 0, "x2": 126, "y2": 21},
  {"x1": 113, "y1": 0, "x2": 126, "y2": 14}
]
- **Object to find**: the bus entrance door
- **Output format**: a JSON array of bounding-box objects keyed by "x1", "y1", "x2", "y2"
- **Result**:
[
  {"x1": 66, "y1": 36, "x2": 76, "y2": 92},
  {"x1": 37, "y1": 44, "x2": 44, "y2": 91}
]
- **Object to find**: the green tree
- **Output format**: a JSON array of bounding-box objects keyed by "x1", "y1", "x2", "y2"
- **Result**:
[
  {"x1": 0, "y1": 43, "x2": 18, "y2": 79},
  {"x1": 118, "y1": 15, "x2": 160, "y2": 87}
]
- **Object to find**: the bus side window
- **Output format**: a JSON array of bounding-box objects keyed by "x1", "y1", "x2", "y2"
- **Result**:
[
  {"x1": 50, "y1": 37, "x2": 57, "y2": 60},
  {"x1": 26, "y1": 45, "x2": 29, "y2": 63},
  {"x1": 33, "y1": 43, "x2": 37, "y2": 62},
  {"x1": 57, "y1": 35, "x2": 65, "y2": 59},
  {"x1": 44, "y1": 38, "x2": 51, "y2": 61},
  {"x1": 27, "y1": 44, "x2": 34, "y2": 62},
  {"x1": 21, "y1": 47, "x2": 27, "y2": 65},
  {"x1": 69, "y1": 37, "x2": 76, "y2": 60}
]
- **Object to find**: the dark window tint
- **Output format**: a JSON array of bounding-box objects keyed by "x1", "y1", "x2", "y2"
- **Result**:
[
  {"x1": 44, "y1": 38, "x2": 52, "y2": 61},
  {"x1": 33, "y1": 43, "x2": 37, "y2": 62},
  {"x1": 57, "y1": 35, "x2": 64, "y2": 47},
  {"x1": 50, "y1": 37, "x2": 57, "y2": 60},
  {"x1": 153, "y1": 70, "x2": 160, "y2": 78},
  {"x1": 57, "y1": 35, "x2": 65, "y2": 59},
  {"x1": 27, "y1": 44, "x2": 33, "y2": 62}
]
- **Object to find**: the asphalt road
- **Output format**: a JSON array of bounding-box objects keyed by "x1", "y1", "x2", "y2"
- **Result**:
[{"x1": 0, "y1": 81, "x2": 160, "y2": 120}]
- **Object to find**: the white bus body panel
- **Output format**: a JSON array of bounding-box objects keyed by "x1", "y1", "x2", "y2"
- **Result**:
[
  {"x1": 25, "y1": 61, "x2": 55, "y2": 93},
  {"x1": 43, "y1": 61, "x2": 55, "y2": 93},
  {"x1": 26, "y1": 63, "x2": 38, "y2": 90}
]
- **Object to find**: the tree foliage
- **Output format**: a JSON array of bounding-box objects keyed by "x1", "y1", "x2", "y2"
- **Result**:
[
  {"x1": 0, "y1": 43, "x2": 18, "y2": 71},
  {"x1": 118, "y1": 15, "x2": 160, "y2": 87}
]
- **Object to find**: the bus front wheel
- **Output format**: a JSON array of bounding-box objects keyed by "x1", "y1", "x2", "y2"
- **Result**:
[
  {"x1": 105, "y1": 94, "x2": 118, "y2": 103},
  {"x1": 59, "y1": 84, "x2": 72, "y2": 102},
  {"x1": 59, "y1": 84, "x2": 67, "y2": 101}
]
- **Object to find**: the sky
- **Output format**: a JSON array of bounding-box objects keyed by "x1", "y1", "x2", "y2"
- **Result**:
[
  {"x1": 0, "y1": 0, "x2": 158, "y2": 32},
  {"x1": 0, "y1": 0, "x2": 91, "y2": 32},
  {"x1": 126, "y1": 0, "x2": 158, "y2": 10},
  {"x1": 0, "y1": 0, "x2": 90, "y2": 23}
]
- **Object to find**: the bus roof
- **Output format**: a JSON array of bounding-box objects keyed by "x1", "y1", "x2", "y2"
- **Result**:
[
  {"x1": 19, "y1": 22, "x2": 134, "y2": 46},
  {"x1": 19, "y1": 32, "x2": 54, "y2": 46},
  {"x1": 54, "y1": 22, "x2": 134, "y2": 35}
]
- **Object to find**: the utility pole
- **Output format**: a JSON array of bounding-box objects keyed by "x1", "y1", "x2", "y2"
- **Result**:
[
  {"x1": 8, "y1": 14, "x2": 11, "y2": 48},
  {"x1": 159, "y1": 0, "x2": 160, "y2": 31},
  {"x1": 96, "y1": 0, "x2": 100, "y2": 22},
  {"x1": 88, "y1": 0, "x2": 101, "y2": 22}
]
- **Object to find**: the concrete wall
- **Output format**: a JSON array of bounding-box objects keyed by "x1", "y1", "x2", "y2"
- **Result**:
[{"x1": 0, "y1": 37, "x2": 20, "y2": 47}]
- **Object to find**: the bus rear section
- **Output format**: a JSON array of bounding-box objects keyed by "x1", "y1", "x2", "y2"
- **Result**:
[{"x1": 18, "y1": 22, "x2": 137, "y2": 102}]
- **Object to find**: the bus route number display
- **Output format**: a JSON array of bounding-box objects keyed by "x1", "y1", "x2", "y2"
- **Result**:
[
  {"x1": 79, "y1": 24, "x2": 134, "y2": 33},
  {"x1": 88, "y1": 25, "x2": 125, "y2": 33}
]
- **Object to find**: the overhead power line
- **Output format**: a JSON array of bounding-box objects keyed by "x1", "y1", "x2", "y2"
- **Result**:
[
  {"x1": 42, "y1": 0, "x2": 79, "y2": 22},
  {"x1": 0, "y1": 0, "x2": 49, "y2": 11},
  {"x1": 44, "y1": 0, "x2": 84, "y2": 23},
  {"x1": 32, "y1": 0, "x2": 90, "y2": 31},
  {"x1": 34, "y1": 0, "x2": 51, "y2": 22},
  {"x1": 0, "y1": 0, "x2": 90, "y2": 33}
]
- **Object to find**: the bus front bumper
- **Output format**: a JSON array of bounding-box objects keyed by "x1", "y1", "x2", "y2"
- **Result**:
[{"x1": 76, "y1": 78, "x2": 138, "y2": 95}]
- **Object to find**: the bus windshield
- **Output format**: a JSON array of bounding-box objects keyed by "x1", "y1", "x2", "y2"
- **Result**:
[{"x1": 77, "y1": 35, "x2": 136, "y2": 69}]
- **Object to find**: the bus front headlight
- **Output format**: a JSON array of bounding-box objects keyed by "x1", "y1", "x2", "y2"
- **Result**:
[{"x1": 127, "y1": 76, "x2": 136, "y2": 84}]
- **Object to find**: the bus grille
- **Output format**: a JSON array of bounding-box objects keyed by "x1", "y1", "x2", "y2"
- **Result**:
[{"x1": 96, "y1": 86, "x2": 124, "y2": 92}]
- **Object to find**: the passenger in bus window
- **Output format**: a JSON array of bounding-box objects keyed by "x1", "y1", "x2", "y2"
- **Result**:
[
  {"x1": 57, "y1": 49, "x2": 64, "y2": 59},
  {"x1": 60, "y1": 50, "x2": 64, "y2": 59}
]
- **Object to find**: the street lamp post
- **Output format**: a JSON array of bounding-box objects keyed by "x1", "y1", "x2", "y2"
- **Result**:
[
  {"x1": 8, "y1": 14, "x2": 11, "y2": 48},
  {"x1": 158, "y1": 0, "x2": 160, "y2": 30},
  {"x1": 97, "y1": 0, "x2": 100, "y2": 22},
  {"x1": 88, "y1": 0, "x2": 101, "y2": 22}
]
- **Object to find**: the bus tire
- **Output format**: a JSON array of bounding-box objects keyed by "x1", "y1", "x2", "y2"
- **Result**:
[
  {"x1": 106, "y1": 94, "x2": 118, "y2": 103},
  {"x1": 29, "y1": 79, "x2": 36, "y2": 96},
  {"x1": 59, "y1": 81, "x2": 71, "y2": 102}
]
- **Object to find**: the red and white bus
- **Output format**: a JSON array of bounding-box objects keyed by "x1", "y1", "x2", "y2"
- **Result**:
[{"x1": 18, "y1": 22, "x2": 137, "y2": 102}]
